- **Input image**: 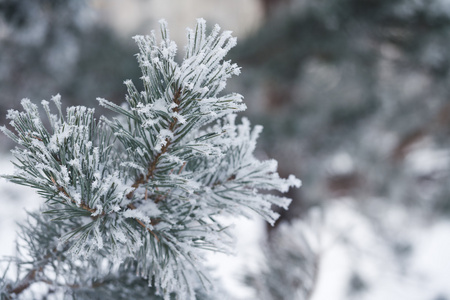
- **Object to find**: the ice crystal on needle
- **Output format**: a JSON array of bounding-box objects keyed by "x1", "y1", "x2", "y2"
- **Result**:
[{"x1": 1, "y1": 19, "x2": 300, "y2": 300}]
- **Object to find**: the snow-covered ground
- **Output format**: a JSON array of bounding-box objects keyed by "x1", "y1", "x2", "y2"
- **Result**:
[
  {"x1": 311, "y1": 201, "x2": 450, "y2": 300},
  {"x1": 1, "y1": 154, "x2": 450, "y2": 299}
]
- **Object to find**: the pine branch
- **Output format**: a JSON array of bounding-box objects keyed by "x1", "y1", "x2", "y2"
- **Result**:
[
  {"x1": 50, "y1": 175, "x2": 99, "y2": 215},
  {"x1": 127, "y1": 87, "x2": 183, "y2": 200},
  {"x1": 1, "y1": 19, "x2": 301, "y2": 299}
]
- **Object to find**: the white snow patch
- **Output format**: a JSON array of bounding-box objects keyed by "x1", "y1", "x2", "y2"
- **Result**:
[{"x1": 0, "y1": 155, "x2": 42, "y2": 258}]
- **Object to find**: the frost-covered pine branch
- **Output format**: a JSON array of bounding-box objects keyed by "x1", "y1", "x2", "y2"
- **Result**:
[{"x1": 0, "y1": 19, "x2": 300, "y2": 299}]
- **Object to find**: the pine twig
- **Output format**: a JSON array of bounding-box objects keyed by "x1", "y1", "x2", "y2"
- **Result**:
[
  {"x1": 126, "y1": 88, "x2": 183, "y2": 201},
  {"x1": 50, "y1": 176, "x2": 99, "y2": 216}
]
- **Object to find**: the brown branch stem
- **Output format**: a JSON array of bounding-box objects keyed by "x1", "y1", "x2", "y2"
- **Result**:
[
  {"x1": 7, "y1": 247, "x2": 60, "y2": 296},
  {"x1": 121, "y1": 88, "x2": 184, "y2": 242},
  {"x1": 126, "y1": 87, "x2": 183, "y2": 201},
  {"x1": 8, "y1": 268, "x2": 40, "y2": 295},
  {"x1": 126, "y1": 203, "x2": 160, "y2": 241},
  {"x1": 50, "y1": 176, "x2": 100, "y2": 216}
]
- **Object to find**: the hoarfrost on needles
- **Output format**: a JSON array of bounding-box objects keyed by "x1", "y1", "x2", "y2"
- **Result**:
[{"x1": 1, "y1": 19, "x2": 300, "y2": 300}]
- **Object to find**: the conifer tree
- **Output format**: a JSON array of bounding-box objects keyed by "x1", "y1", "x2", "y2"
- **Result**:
[{"x1": 0, "y1": 19, "x2": 300, "y2": 299}]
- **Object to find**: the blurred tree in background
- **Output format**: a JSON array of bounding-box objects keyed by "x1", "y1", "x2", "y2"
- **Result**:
[
  {"x1": 0, "y1": 0, "x2": 140, "y2": 139},
  {"x1": 232, "y1": 0, "x2": 450, "y2": 298},
  {"x1": 234, "y1": 0, "x2": 450, "y2": 219}
]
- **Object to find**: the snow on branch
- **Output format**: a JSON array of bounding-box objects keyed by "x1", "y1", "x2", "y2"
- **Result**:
[{"x1": 1, "y1": 19, "x2": 300, "y2": 300}]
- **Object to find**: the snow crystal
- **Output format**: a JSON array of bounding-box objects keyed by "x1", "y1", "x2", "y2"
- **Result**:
[
  {"x1": 91, "y1": 205, "x2": 103, "y2": 217},
  {"x1": 94, "y1": 225, "x2": 104, "y2": 249},
  {"x1": 153, "y1": 98, "x2": 168, "y2": 112},
  {"x1": 123, "y1": 209, "x2": 151, "y2": 226},
  {"x1": 60, "y1": 165, "x2": 70, "y2": 185},
  {"x1": 68, "y1": 158, "x2": 81, "y2": 171},
  {"x1": 120, "y1": 161, "x2": 146, "y2": 173},
  {"x1": 139, "y1": 201, "x2": 161, "y2": 217},
  {"x1": 172, "y1": 111, "x2": 186, "y2": 124},
  {"x1": 288, "y1": 174, "x2": 302, "y2": 188},
  {"x1": 6, "y1": 109, "x2": 19, "y2": 120},
  {"x1": 51, "y1": 94, "x2": 61, "y2": 104}
]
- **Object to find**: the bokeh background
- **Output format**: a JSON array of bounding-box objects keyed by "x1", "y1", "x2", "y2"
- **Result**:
[{"x1": 1, "y1": 1, "x2": 450, "y2": 299}]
